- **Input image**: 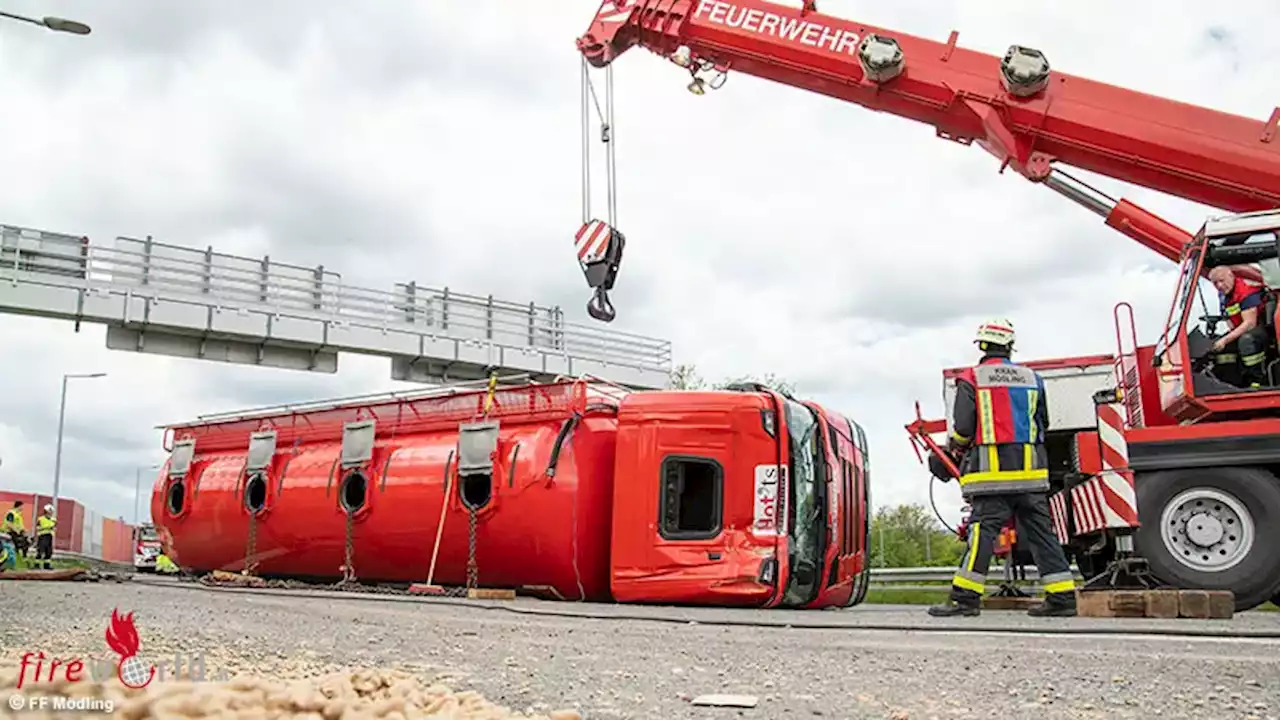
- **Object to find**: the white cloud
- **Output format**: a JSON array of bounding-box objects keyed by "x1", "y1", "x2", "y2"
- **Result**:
[{"x1": 0, "y1": 0, "x2": 1272, "y2": 534}]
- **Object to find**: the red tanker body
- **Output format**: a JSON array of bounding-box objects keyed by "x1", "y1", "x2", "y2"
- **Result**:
[
  {"x1": 152, "y1": 378, "x2": 872, "y2": 609},
  {"x1": 154, "y1": 381, "x2": 622, "y2": 600}
]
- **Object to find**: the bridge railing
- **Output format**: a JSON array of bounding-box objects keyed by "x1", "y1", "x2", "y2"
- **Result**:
[{"x1": 0, "y1": 223, "x2": 673, "y2": 387}]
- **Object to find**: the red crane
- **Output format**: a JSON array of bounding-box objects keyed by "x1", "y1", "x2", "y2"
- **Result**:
[
  {"x1": 572, "y1": 0, "x2": 1280, "y2": 309},
  {"x1": 576, "y1": 1, "x2": 1280, "y2": 612}
]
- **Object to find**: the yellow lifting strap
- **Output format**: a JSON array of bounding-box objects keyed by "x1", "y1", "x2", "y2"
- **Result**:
[{"x1": 482, "y1": 371, "x2": 499, "y2": 416}]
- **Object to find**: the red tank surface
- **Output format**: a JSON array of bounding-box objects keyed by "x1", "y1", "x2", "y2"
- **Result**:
[{"x1": 151, "y1": 381, "x2": 623, "y2": 601}]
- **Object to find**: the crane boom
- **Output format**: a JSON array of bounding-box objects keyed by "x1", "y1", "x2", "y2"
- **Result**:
[{"x1": 577, "y1": 0, "x2": 1280, "y2": 262}]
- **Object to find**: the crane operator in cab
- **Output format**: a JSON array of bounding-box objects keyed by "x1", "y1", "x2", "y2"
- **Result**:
[
  {"x1": 927, "y1": 320, "x2": 1078, "y2": 618},
  {"x1": 1208, "y1": 266, "x2": 1269, "y2": 389}
]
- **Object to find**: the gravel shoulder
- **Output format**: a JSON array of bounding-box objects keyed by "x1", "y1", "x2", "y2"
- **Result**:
[{"x1": 2, "y1": 580, "x2": 1278, "y2": 719}]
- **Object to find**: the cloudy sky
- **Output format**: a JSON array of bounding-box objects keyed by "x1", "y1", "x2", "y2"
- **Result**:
[{"x1": 0, "y1": 1, "x2": 1273, "y2": 533}]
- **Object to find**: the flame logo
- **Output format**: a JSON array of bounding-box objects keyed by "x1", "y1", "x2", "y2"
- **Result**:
[{"x1": 105, "y1": 609, "x2": 156, "y2": 689}]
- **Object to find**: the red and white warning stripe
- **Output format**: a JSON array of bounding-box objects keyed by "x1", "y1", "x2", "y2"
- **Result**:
[
  {"x1": 575, "y1": 219, "x2": 611, "y2": 265},
  {"x1": 1066, "y1": 401, "x2": 1140, "y2": 536},
  {"x1": 1048, "y1": 490, "x2": 1070, "y2": 544},
  {"x1": 1094, "y1": 402, "x2": 1140, "y2": 528},
  {"x1": 1070, "y1": 478, "x2": 1108, "y2": 535}
]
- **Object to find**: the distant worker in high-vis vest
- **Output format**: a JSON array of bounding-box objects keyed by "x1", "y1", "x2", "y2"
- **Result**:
[
  {"x1": 154, "y1": 553, "x2": 180, "y2": 574},
  {"x1": 3, "y1": 500, "x2": 26, "y2": 559},
  {"x1": 927, "y1": 319, "x2": 1078, "y2": 618},
  {"x1": 35, "y1": 504, "x2": 57, "y2": 570}
]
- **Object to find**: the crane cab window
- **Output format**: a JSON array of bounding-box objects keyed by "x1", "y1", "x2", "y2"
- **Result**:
[{"x1": 658, "y1": 456, "x2": 723, "y2": 540}]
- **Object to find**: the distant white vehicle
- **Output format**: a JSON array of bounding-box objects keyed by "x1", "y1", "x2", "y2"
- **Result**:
[{"x1": 133, "y1": 524, "x2": 161, "y2": 572}]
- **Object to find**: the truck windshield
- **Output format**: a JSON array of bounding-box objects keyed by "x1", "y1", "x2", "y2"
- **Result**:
[
  {"x1": 1157, "y1": 246, "x2": 1202, "y2": 357},
  {"x1": 781, "y1": 399, "x2": 824, "y2": 606}
]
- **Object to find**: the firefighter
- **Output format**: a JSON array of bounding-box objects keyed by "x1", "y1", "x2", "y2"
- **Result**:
[
  {"x1": 927, "y1": 319, "x2": 1078, "y2": 618},
  {"x1": 1208, "y1": 266, "x2": 1267, "y2": 389},
  {"x1": 34, "y1": 504, "x2": 56, "y2": 570}
]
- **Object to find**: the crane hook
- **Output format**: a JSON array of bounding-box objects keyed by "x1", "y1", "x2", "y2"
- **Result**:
[
  {"x1": 575, "y1": 220, "x2": 626, "y2": 324},
  {"x1": 587, "y1": 287, "x2": 616, "y2": 323}
]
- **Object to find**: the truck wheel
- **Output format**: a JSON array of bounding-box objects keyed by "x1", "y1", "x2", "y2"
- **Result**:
[{"x1": 1135, "y1": 467, "x2": 1280, "y2": 611}]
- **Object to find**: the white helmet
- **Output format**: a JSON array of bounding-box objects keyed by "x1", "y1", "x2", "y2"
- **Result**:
[
  {"x1": 43, "y1": 504, "x2": 54, "y2": 513},
  {"x1": 974, "y1": 318, "x2": 1016, "y2": 347}
]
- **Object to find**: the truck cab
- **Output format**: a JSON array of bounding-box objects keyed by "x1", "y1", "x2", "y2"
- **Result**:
[
  {"x1": 1154, "y1": 209, "x2": 1280, "y2": 419},
  {"x1": 134, "y1": 523, "x2": 161, "y2": 572},
  {"x1": 609, "y1": 387, "x2": 870, "y2": 608}
]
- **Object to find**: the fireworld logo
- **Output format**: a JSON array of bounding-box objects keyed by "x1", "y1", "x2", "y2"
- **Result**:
[
  {"x1": 17, "y1": 608, "x2": 230, "y2": 689},
  {"x1": 105, "y1": 609, "x2": 155, "y2": 688}
]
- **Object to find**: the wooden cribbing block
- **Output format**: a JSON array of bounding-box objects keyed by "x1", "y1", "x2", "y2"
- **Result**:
[
  {"x1": 1144, "y1": 591, "x2": 1180, "y2": 618},
  {"x1": 1077, "y1": 589, "x2": 1234, "y2": 619},
  {"x1": 1077, "y1": 590, "x2": 1147, "y2": 618},
  {"x1": 467, "y1": 588, "x2": 517, "y2": 600},
  {"x1": 982, "y1": 596, "x2": 1039, "y2": 611},
  {"x1": 1177, "y1": 590, "x2": 1234, "y2": 619}
]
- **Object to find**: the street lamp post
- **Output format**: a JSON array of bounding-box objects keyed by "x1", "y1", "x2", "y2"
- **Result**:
[
  {"x1": 0, "y1": 10, "x2": 90, "y2": 34},
  {"x1": 134, "y1": 463, "x2": 161, "y2": 525},
  {"x1": 51, "y1": 372, "x2": 106, "y2": 517}
]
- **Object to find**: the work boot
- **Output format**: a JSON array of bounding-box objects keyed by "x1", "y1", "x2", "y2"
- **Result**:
[
  {"x1": 927, "y1": 599, "x2": 980, "y2": 617},
  {"x1": 1027, "y1": 593, "x2": 1077, "y2": 618}
]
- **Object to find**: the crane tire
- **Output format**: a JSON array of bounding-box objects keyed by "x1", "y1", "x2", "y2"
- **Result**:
[{"x1": 1134, "y1": 466, "x2": 1280, "y2": 612}]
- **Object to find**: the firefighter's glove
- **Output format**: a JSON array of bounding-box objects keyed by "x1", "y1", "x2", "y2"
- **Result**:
[{"x1": 927, "y1": 451, "x2": 957, "y2": 482}]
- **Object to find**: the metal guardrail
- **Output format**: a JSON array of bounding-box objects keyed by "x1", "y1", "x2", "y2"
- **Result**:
[
  {"x1": 868, "y1": 566, "x2": 1084, "y2": 584},
  {"x1": 0, "y1": 224, "x2": 674, "y2": 387},
  {"x1": 53, "y1": 550, "x2": 133, "y2": 572}
]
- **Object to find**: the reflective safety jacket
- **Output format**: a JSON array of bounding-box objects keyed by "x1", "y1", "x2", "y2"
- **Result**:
[
  {"x1": 155, "y1": 554, "x2": 180, "y2": 574},
  {"x1": 949, "y1": 356, "x2": 1050, "y2": 497},
  {"x1": 2, "y1": 509, "x2": 24, "y2": 534},
  {"x1": 36, "y1": 515, "x2": 56, "y2": 536},
  {"x1": 1221, "y1": 277, "x2": 1265, "y2": 330}
]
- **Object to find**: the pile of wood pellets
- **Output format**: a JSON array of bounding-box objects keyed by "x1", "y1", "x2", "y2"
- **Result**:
[{"x1": 0, "y1": 663, "x2": 582, "y2": 720}]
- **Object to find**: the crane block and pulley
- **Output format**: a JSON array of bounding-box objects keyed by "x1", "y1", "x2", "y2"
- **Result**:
[{"x1": 576, "y1": 56, "x2": 625, "y2": 323}]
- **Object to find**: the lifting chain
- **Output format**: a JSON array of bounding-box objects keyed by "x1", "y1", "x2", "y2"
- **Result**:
[
  {"x1": 341, "y1": 509, "x2": 357, "y2": 585},
  {"x1": 242, "y1": 512, "x2": 259, "y2": 576},
  {"x1": 465, "y1": 504, "x2": 479, "y2": 591}
]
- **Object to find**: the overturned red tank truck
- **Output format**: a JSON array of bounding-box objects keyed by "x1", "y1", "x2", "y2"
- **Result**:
[{"x1": 151, "y1": 377, "x2": 872, "y2": 609}]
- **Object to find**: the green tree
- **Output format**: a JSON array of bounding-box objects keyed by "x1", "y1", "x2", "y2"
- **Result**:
[
  {"x1": 870, "y1": 503, "x2": 966, "y2": 568},
  {"x1": 669, "y1": 362, "x2": 797, "y2": 396},
  {"x1": 669, "y1": 363, "x2": 705, "y2": 390}
]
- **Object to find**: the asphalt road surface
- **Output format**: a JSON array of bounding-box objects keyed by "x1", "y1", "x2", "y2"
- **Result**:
[{"x1": 2, "y1": 580, "x2": 1278, "y2": 719}]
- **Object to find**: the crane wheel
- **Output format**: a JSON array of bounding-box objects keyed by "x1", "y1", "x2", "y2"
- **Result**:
[{"x1": 1134, "y1": 467, "x2": 1280, "y2": 612}]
